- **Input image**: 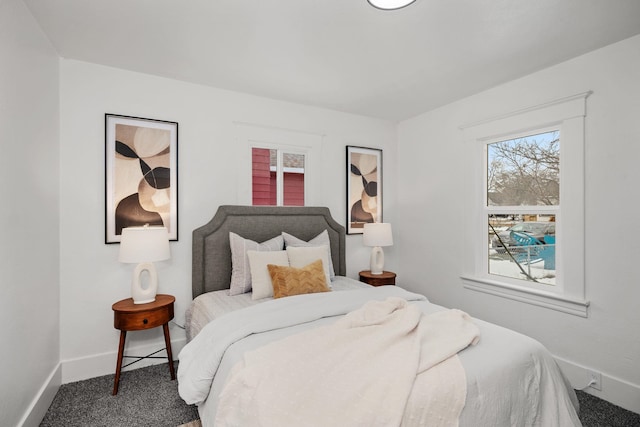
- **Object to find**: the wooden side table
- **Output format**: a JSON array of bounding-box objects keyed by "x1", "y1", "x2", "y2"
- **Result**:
[
  {"x1": 112, "y1": 294, "x2": 176, "y2": 395},
  {"x1": 359, "y1": 270, "x2": 396, "y2": 287}
]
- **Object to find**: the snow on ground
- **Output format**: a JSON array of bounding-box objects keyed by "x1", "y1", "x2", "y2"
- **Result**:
[{"x1": 489, "y1": 249, "x2": 556, "y2": 286}]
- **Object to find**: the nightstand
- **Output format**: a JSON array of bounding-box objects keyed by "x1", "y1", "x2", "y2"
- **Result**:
[
  {"x1": 111, "y1": 294, "x2": 176, "y2": 395},
  {"x1": 359, "y1": 270, "x2": 396, "y2": 287}
]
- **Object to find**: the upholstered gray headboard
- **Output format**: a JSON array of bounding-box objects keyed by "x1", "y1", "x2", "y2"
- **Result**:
[{"x1": 192, "y1": 205, "x2": 346, "y2": 298}]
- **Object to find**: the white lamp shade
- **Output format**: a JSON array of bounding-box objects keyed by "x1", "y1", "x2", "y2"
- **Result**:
[
  {"x1": 118, "y1": 226, "x2": 170, "y2": 263},
  {"x1": 367, "y1": 0, "x2": 417, "y2": 10},
  {"x1": 363, "y1": 223, "x2": 393, "y2": 247}
]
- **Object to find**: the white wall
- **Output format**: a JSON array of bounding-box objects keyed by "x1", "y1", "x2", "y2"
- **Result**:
[
  {"x1": 397, "y1": 35, "x2": 640, "y2": 412},
  {"x1": 0, "y1": 0, "x2": 61, "y2": 425},
  {"x1": 59, "y1": 59, "x2": 397, "y2": 382}
]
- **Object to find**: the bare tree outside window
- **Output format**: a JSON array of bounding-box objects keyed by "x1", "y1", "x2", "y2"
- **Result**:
[{"x1": 487, "y1": 130, "x2": 559, "y2": 207}]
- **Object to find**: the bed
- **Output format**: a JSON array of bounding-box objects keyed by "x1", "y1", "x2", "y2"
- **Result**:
[{"x1": 178, "y1": 205, "x2": 581, "y2": 426}]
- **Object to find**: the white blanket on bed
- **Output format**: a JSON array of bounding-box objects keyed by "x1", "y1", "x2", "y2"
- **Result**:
[
  {"x1": 178, "y1": 287, "x2": 428, "y2": 405},
  {"x1": 214, "y1": 297, "x2": 479, "y2": 427}
]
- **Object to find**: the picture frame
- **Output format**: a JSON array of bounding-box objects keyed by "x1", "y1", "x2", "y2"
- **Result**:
[
  {"x1": 346, "y1": 145, "x2": 382, "y2": 234},
  {"x1": 105, "y1": 114, "x2": 178, "y2": 243}
]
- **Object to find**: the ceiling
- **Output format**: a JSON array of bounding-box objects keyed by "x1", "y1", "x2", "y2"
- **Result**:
[{"x1": 24, "y1": 0, "x2": 640, "y2": 121}]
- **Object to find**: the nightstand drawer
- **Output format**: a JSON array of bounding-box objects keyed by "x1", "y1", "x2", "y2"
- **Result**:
[{"x1": 113, "y1": 304, "x2": 173, "y2": 330}]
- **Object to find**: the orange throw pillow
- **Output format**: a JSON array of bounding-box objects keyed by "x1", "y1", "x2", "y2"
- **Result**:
[{"x1": 267, "y1": 259, "x2": 330, "y2": 299}]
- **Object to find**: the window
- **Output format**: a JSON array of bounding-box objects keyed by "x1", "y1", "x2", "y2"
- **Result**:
[
  {"x1": 235, "y1": 122, "x2": 322, "y2": 206},
  {"x1": 460, "y1": 92, "x2": 590, "y2": 317},
  {"x1": 487, "y1": 129, "x2": 559, "y2": 287},
  {"x1": 252, "y1": 148, "x2": 305, "y2": 206}
]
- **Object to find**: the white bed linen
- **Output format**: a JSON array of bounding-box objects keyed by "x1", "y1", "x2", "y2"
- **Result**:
[
  {"x1": 215, "y1": 299, "x2": 479, "y2": 427},
  {"x1": 179, "y1": 284, "x2": 581, "y2": 426},
  {"x1": 185, "y1": 276, "x2": 369, "y2": 341}
]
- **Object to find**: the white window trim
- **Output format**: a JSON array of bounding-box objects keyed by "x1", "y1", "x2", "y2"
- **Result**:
[
  {"x1": 272, "y1": 166, "x2": 305, "y2": 174},
  {"x1": 459, "y1": 92, "x2": 591, "y2": 317},
  {"x1": 234, "y1": 122, "x2": 323, "y2": 206}
]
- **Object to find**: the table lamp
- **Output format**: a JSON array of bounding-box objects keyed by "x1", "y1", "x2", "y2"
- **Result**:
[
  {"x1": 118, "y1": 225, "x2": 170, "y2": 304},
  {"x1": 363, "y1": 222, "x2": 393, "y2": 275}
]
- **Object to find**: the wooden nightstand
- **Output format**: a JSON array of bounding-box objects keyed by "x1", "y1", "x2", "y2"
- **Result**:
[
  {"x1": 111, "y1": 294, "x2": 176, "y2": 395},
  {"x1": 359, "y1": 270, "x2": 396, "y2": 287}
]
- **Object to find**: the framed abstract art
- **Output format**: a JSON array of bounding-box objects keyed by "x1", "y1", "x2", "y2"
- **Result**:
[
  {"x1": 105, "y1": 114, "x2": 178, "y2": 243},
  {"x1": 346, "y1": 145, "x2": 382, "y2": 234}
]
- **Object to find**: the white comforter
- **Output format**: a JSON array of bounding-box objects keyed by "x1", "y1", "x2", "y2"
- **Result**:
[
  {"x1": 178, "y1": 286, "x2": 581, "y2": 427},
  {"x1": 215, "y1": 297, "x2": 479, "y2": 427},
  {"x1": 178, "y1": 286, "x2": 426, "y2": 405}
]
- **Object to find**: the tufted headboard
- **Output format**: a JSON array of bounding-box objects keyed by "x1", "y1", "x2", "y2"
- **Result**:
[{"x1": 192, "y1": 205, "x2": 346, "y2": 298}]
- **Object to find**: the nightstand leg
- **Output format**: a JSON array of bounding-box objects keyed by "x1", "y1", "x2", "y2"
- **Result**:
[
  {"x1": 163, "y1": 323, "x2": 176, "y2": 380},
  {"x1": 113, "y1": 330, "x2": 126, "y2": 395}
]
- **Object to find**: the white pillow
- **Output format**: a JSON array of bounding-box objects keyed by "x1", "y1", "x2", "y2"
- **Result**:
[
  {"x1": 229, "y1": 232, "x2": 284, "y2": 295},
  {"x1": 286, "y1": 246, "x2": 331, "y2": 287},
  {"x1": 282, "y1": 230, "x2": 336, "y2": 279},
  {"x1": 247, "y1": 250, "x2": 289, "y2": 300}
]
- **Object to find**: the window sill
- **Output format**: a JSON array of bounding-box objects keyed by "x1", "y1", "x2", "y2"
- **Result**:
[{"x1": 461, "y1": 275, "x2": 589, "y2": 317}]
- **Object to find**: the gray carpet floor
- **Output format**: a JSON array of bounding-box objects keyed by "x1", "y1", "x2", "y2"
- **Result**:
[
  {"x1": 576, "y1": 391, "x2": 640, "y2": 427},
  {"x1": 40, "y1": 363, "x2": 198, "y2": 427},
  {"x1": 41, "y1": 362, "x2": 640, "y2": 426}
]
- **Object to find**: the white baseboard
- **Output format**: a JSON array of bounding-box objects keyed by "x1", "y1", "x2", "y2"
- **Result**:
[
  {"x1": 61, "y1": 337, "x2": 187, "y2": 384},
  {"x1": 555, "y1": 355, "x2": 640, "y2": 414},
  {"x1": 18, "y1": 363, "x2": 61, "y2": 427}
]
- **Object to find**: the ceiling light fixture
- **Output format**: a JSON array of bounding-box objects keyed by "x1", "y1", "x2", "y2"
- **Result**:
[{"x1": 367, "y1": 0, "x2": 417, "y2": 10}]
